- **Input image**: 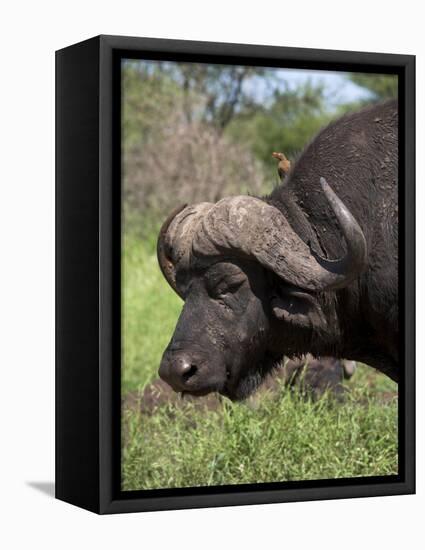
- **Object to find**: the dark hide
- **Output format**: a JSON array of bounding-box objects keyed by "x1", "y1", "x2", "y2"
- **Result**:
[
  {"x1": 268, "y1": 100, "x2": 398, "y2": 378},
  {"x1": 158, "y1": 100, "x2": 398, "y2": 400}
]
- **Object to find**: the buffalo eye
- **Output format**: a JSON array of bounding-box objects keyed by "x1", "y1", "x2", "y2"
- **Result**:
[{"x1": 211, "y1": 278, "x2": 245, "y2": 299}]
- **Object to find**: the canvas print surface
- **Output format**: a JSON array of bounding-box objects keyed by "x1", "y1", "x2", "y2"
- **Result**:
[{"x1": 120, "y1": 59, "x2": 398, "y2": 491}]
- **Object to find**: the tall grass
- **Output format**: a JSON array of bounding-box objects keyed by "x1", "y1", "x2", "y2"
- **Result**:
[
  {"x1": 121, "y1": 228, "x2": 398, "y2": 490},
  {"x1": 122, "y1": 229, "x2": 182, "y2": 393}
]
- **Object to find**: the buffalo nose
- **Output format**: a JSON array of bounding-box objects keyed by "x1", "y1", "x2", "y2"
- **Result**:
[{"x1": 159, "y1": 353, "x2": 198, "y2": 391}]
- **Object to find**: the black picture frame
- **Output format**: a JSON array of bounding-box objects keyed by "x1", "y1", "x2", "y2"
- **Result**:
[{"x1": 56, "y1": 34, "x2": 415, "y2": 514}]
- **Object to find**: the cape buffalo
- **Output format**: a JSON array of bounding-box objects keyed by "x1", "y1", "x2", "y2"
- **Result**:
[{"x1": 157, "y1": 100, "x2": 398, "y2": 400}]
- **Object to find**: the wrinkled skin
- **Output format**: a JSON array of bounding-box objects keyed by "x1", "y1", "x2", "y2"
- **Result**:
[
  {"x1": 159, "y1": 258, "x2": 341, "y2": 400},
  {"x1": 160, "y1": 260, "x2": 273, "y2": 400},
  {"x1": 158, "y1": 100, "x2": 399, "y2": 400}
]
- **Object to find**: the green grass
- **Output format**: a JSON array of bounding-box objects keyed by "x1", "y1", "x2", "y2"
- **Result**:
[
  {"x1": 122, "y1": 229, "x2": 183, "y2": 393},
  {"x1": 121, "y1": 229, "x2": 398, "y2": 490}
]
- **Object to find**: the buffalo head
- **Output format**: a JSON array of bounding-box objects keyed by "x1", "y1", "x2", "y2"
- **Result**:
[{"x1": 158, "y1": 178, "x2": 367, "y2": 400}]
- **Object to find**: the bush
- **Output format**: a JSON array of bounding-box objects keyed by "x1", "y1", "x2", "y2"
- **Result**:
[{"x1": 123, "y1": 115, "x2": 267, "y2": 230}]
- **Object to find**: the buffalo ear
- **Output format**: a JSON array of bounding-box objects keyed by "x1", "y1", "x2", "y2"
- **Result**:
[{"x1": 270, "y1": 290, "x2": 323, "y2": 330}]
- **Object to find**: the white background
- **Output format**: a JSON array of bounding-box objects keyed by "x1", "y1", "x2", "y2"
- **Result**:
[{"x1": 1, "y1": 1, "x2": 422, "y2": 548}]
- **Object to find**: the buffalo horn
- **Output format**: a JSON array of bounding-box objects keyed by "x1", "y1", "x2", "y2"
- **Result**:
[
  {"x1": 157, "y1": 204, "x2": 188, "y2": 299},
  {"x1": 192, "y1": 179, "x2": 367, "y2": 291},
  {"x1": 157, "y1": 178, "x2": 367, "y2": 295}
]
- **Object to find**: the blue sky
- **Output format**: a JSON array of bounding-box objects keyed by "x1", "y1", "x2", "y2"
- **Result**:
[
  {"x1": 273, "y1": 68, "x2": 372, "y2": 105},
  {"x1": 241, "y1": 67, "x2": 376, "y2": 108}
]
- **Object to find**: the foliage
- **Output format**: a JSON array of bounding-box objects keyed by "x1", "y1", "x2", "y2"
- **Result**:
[
  {"x1": 122, "y1": 62, "x2": 270, "y2": 231},
  {"x1": 226, "y1": 82, "x2": 332, "y2": 179},
  {"x1": 122, "y1": 64, "x2": 335, "y2": 227},
  {"x1": 122, "y1": 64, "x2": 397, "y2": 217},
  {"x1": 123, "y1": 118, "x2": 267, "y2": 231},
  {"x1": 348, "y1": 73, "x2": 398, "y2": 101},
  {"x1": 157, "y1": 62, "x2": 269, "y2": 131},
  {"x1": 122, "y1": 61, "x2": 182, "y2": 149}
]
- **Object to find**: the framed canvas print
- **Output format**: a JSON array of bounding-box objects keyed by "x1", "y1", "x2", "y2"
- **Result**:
[{"x1": 56, "y1": 35, "x2": 415, "y2": 514}]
